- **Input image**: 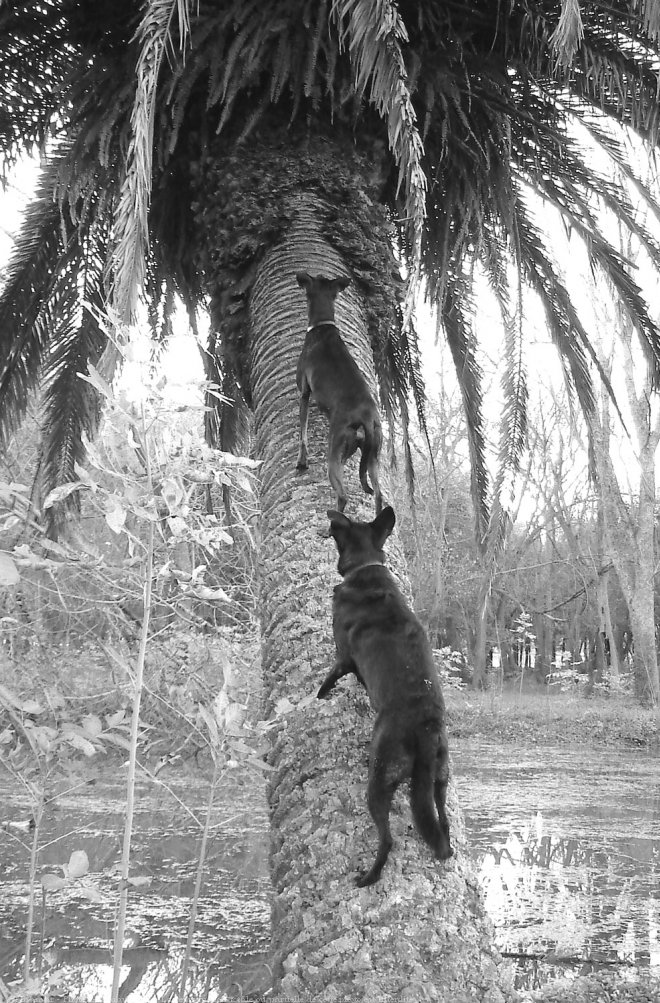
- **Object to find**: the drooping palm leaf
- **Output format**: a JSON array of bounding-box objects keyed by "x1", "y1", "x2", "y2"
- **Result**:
[
  {"x1": 3, "y1": 0, "x2": 660, "y2": 536},
  {"x1": 441, "y1": 274, "x2": 489, "y2": 545},
  {"x1": 111, "y1": 0, "x2": 195, "y2": 323}
]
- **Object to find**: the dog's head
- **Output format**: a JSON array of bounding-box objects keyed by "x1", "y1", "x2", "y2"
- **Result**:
[
  {"x1": 327, "y1": 506, "x2": 396, "y2": 576},
  {"x1": 296, "y1": 272, "x2": 351, "y2": 325}
]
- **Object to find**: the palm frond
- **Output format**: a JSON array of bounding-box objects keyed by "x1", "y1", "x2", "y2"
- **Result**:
[
  {"x1": 550, "y1": 0, "x2": 585, "y2": 68},
  {"x1": 0, "y1": 156, "x2": 78, "y2": 441},
  {"x1": 0, "y1": 1, "x2": 69, "y2": 173},
  {"x1": 441, "y1": 275, "x2": 489, "y2": 545},
  {"x1": 111, "y1": 0, "x2": 196, "y2": 323},
  {"x1": 481, "y1": 229, "x2": 529, "y2": 477},
  {"x1": 513, "y1": 197, "x2": 599, "y2": 422},
  {"x1": 38, "y1": 298, "x2": 106, "y2": 537},
  {"x1": 330, "y1": 0, "x2": 426, "y2": 278}
]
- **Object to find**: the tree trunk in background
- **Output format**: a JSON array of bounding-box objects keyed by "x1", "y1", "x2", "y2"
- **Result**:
[
  {"x1": 428, "y1": 485, "x2": 449, "y2": 642},
  {"x1": 596, "y1": 518, "x2": 620, "y2": 680},
  {"x1": 589, "y1": 346, "x2": 660, "y2": 708},
  {"x1": 249, "y1": 196, "x2": 507, "y2": 1000}
]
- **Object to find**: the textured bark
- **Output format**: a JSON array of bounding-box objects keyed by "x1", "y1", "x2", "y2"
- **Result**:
[
  {"x1": 249, "y1": 195, "x2": 508, "y2": 1000},
  {"x1": 596, "y1": 509, "x2": 620, "y2": 679},
  {"x1": 589, "y1": 352, "x2": 660, "y2": 706}
]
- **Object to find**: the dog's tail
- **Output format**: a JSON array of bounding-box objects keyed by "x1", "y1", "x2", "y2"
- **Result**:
[
  {"x1": 409, "y1": 724, "x2": 450, "y2": 859},
  {"x1": 358, "y1": 418, "x2": 382, "y2": 502}
]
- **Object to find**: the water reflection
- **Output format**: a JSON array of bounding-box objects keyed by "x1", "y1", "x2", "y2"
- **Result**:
[
  {"x1": 2, "y1": 741, "x2": 659, "y2": 997},
  {"x1": 0, "y1": 771, "x2": 271, "y2": 1000},
  {"x1": 453, "y1": 739, "x2": 660, "y2": 987}
]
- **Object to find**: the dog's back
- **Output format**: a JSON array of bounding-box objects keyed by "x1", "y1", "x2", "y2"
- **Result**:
[
  {"x1": 297, "y1": 324, "x2": 376, "y2": 418},
  {"x1": 332, "y1": 568, "x2": 443, "y2": 715},
  {"x1": 295, "y1": 272, "x2": 382, "y2": 513}
]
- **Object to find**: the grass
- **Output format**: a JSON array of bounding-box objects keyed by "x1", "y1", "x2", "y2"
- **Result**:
[{"x1": 445, "y1": 685, "x2": 659, "y2": 748}]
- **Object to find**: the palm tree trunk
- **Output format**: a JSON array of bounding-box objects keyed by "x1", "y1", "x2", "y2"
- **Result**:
[{"x1": 249, "y1": 195, "x2": 506, "y2": 999}]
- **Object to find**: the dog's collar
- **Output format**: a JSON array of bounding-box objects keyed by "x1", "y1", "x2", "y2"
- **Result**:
[
  {"x1": 342, "y1": 561, "x2": 387, "y2": 580},
  {"x1": 307, "y1": 321, "x2": 337, "y2": 332}
]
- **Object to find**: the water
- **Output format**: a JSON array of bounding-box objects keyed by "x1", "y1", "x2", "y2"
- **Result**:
[
  {"x1": 0, "y1": 769, "x2": 271, "y2": 1000},
  {"x1": 1, "y1": 741, "x2": 658, "y2": 997},
  {"x1": 452, "y1": 739, "x2": 660, "y2": 988}
]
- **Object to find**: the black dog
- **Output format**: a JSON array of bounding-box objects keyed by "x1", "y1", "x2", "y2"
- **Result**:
[
  {"x1": 295, "y1": 271, "x2": 383, "y2": 514},
  {"x1": 318, "y1": 506, "x2": 452, "y2": 886}
]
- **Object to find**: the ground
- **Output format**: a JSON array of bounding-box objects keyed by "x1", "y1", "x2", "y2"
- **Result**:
[{"x1": 446, "y1": 686, "x2": 659, "y2": 750}]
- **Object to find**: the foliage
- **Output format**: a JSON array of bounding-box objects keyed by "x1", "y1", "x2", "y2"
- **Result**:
[
  {"x1": 0, "y1": 341, "x2": 272, "y2": 996},
  {"x1": 2, "y1": 2, "x2": 660, "y2": 526}
]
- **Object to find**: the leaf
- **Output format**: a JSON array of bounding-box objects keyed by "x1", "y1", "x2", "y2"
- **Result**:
[
  {"x1": 192, "y1": 585, "x2": 230, "y2": 601},
  {"x1": 65, "y1": 850, "x2": 90, "y2": 879},
  {"x1": 161, "y1": 476, "x2": 184, "y2": 509},
  {"x1": 198, "y1": 704, "x2": 220, "y2": 744},
  {"x1": 0, "y1": 514, "x2": 21, "y2": 532},
  {"x1": 79, "y1": 884, "x2": 105, "y2": 902},
  {"x1": 12, "y1": 544, "x2": 55, "y2": 570},
  {"x1": 0, "y1": 683, "x2": 22, "y2": 709},
  {"x1": 20, "y1": 699, "x2": 44, "y2": 715},
  {"x1": 30, "y1": 724, "x2": 56, "y2": 753},
  {"x1": 127, "y1": 875, "x2": 152, "y2": 887},
  {"x1": 274, "y1": 697, "x2": 295, "y2": 716},
  {"x1": 79, "y1": 363, "x2": 115, "y2": 401},
  {"x1": 41, "y1": 873, "x2": 67, "y2": 891},
  {"x1": 81, "y1": 714, "x2": 103, "y2": 738},
  {"x1": 99, "y1": 733, "x2": 133, "y2": 751},
  {"x1": 65, "y1": 733, "x2": 97, "y2": 756},
  {"x1": 167, "y1": 515, "x2": 187, "y2": 536},
  {"x1": 105, "y1": 709, "x2": 127, "y2": 728},
  {"x1": 105, "y1": 496, "x2": 127, "y2": 534},
  {"x1": 0, "y1": 552, "x2": 19, "y2": 585},
  {"x1": 42, "y1": 481, "x2": 87, "y2": 509},
  {"x1": 246, "y1": 755, "x2": 276, "y2": 772},
  {"x1": 228, "y1": 737, "x2": 255, "y2": 758}
]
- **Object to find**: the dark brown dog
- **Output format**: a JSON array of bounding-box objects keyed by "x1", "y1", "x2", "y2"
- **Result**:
[
  {"x1": 318, "y1": 506, "x2": 452, "y2": 886},
  {"x1": 295, "y1": 271, "x2": 383, "y2": 514}
]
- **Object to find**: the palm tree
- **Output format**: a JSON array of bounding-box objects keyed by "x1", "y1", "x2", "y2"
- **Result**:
[{"x1": 2, "y1": 1, "x2": 660, "y2": 995}]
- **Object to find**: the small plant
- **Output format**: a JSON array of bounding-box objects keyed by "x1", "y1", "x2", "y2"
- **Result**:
[{"x1": 434, "y1": 647, "x2": 469, "y2": 689}]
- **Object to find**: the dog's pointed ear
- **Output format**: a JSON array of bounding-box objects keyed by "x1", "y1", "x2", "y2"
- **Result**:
[
  {"x1": 327, "y1": 509, "x2": 351, "y2": 543},
  {"x1": 296, "y1": 271, "x2": 312, "y2": 289},
  {"x1": 327, "y1": 509, "x2": 351, "y2": 528},
  {"x1": 333, "y1": 276, "x2": 351, "y2": 294},
  {"x1": 371, "y1": 505, "x2": 395, "y2": 547}
]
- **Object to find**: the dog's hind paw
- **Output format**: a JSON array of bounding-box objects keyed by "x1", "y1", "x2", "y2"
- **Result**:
[{"x1": 355, "y1": 866, "x2": 382, "y2": 888}]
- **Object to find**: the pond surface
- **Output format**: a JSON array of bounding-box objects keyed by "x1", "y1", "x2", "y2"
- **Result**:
[
  {"x1": 452, "y1": 739, "x2": 660, "y2": 989},
  {"x1": 0, "y1": 768, "x2": 271, "y2": 1000},
  {"x1": 1, "y1": 740, "x2": 658, "y2": 999}
]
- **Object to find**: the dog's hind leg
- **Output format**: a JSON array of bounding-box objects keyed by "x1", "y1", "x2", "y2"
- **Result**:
[
  {"x1": 358, "y1": 424, "x2": 383, "y2": 514},
  {"x1": 327, "y1": 431, "x2": 348, "y2": 512},
  {"x1": 357, "y1": 768, "x2": 396, "y2": 887},
  {"x1": 297, "y1": 382, "x2": 311, "y2": 470},
  {"x1": 356, "y1": 725, "x2": 410, "y2": 887}
]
